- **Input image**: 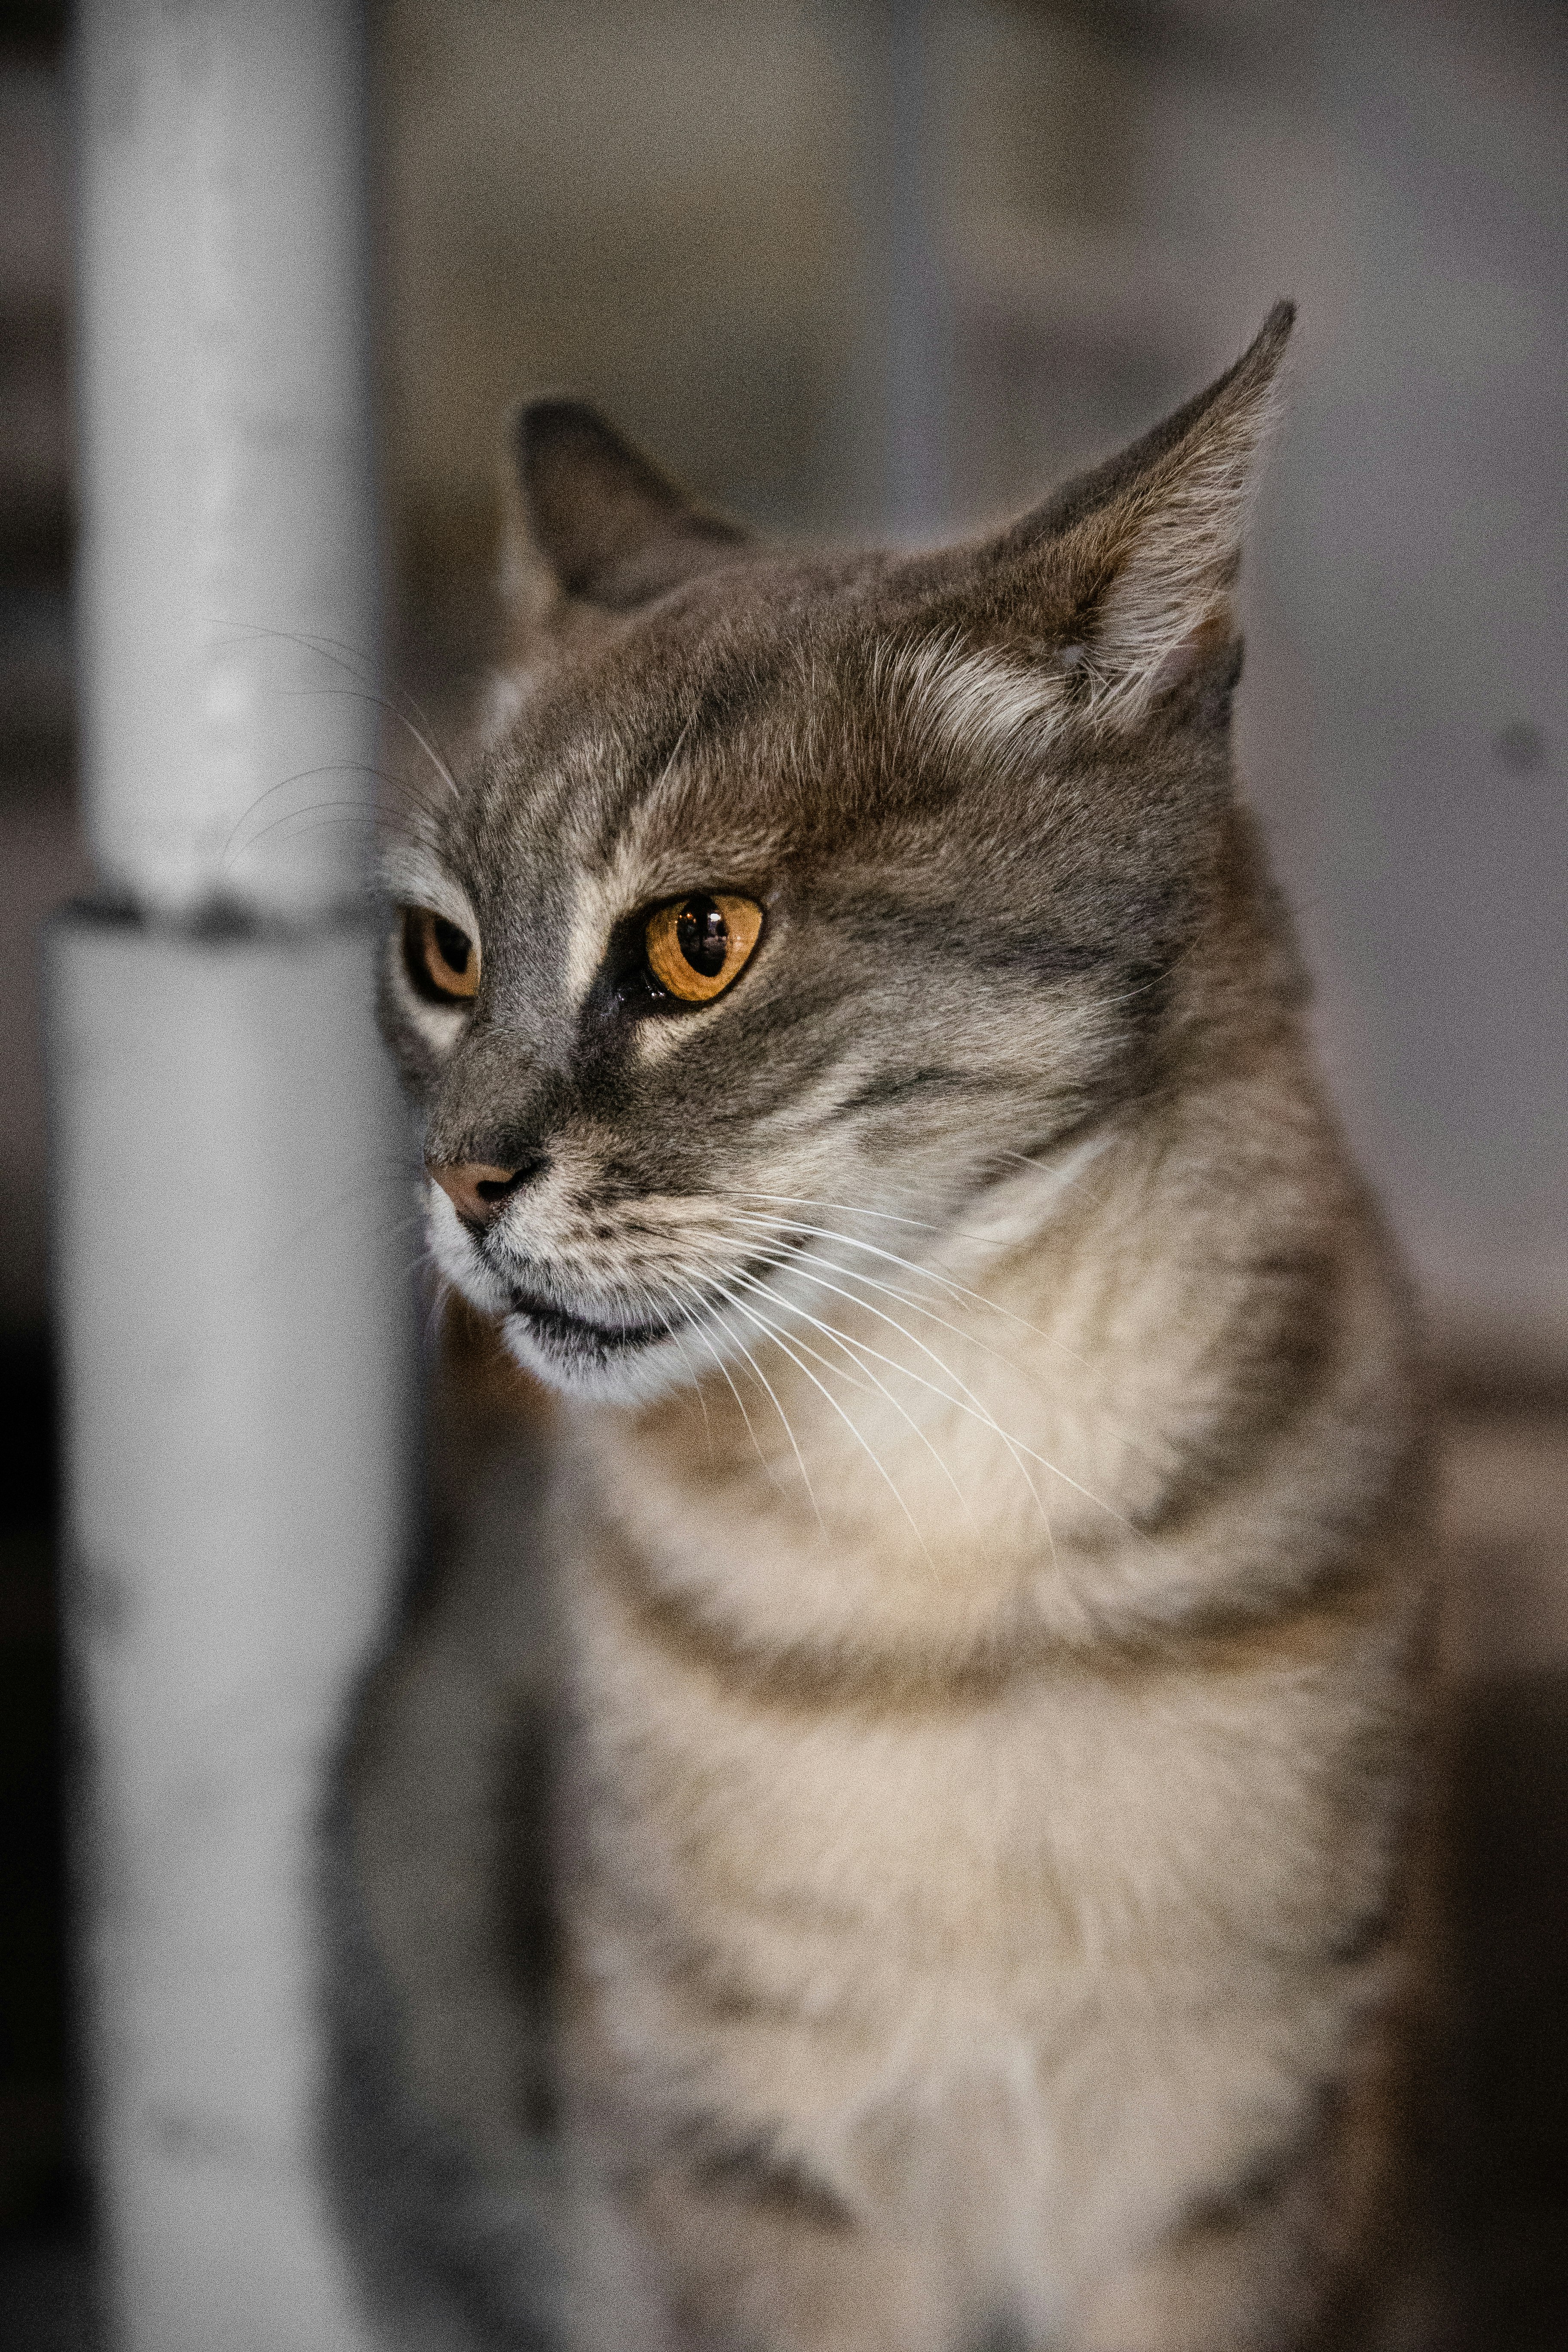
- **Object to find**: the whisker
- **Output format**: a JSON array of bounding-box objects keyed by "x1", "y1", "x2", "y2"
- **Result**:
[
  {"x1": 661, "y1": 1237, "x2": 921, "y2": 1550},
  {"x1": 214, "y1": 621, "x2": 462, "y2": 803},
  {"x1": 726, "y1": 1203, "x2": 1109, "y2": 1387},
  {"x1": 662, "y1": 1242, "x2": 874, "y2": 1400},
  {"x1": 218, "y1": 761, "x2": 431, "y2": 870},
  {"x1": 725, "y1": 1265, "x2": 975, "y2": 1527},
  {"x1": 724, "y1": 1204, "x2": 1020, "y2": 1354},
  {"x1": 658, "y1": 1270, "x2": 798, "y2": 1507},
  {"x1": 281, "y1": 682, "x2": 462, "y2": 805},
  {"x1": 725, "y1": 1208, "x2": 1050, "y2": 1348},
  {"x1": 214, "y1": 617, "x2": 379, "y2": 687},
  {"x1": 742, "y1": 1189, "x2": 944, "y2": 1237},
  {"x1": 662, "y1": 1312, "x2": 716, "y2": 1457},
  {"x1": 717, "y1": 1312, "x2": 828, "y2": 1538},
  {"x1": 990, "y1": 1145, "x2": 1109, "y2": 1205},
  {"x1": 713, "y1": 1214, "x2": 1145, "y2": 1547},
  {"x1": 724, "y1": 1209, "x2": 1166, "y2": 1479},
  {"x1": 220, "y1": 806, "x2": 378, "y2": 868},
  {"x1": 715, "y1": 1286, "x2": 930, "y2": 1565},
  {"x1": 659, "y1": 1234, "x2": 953, "y2": 1564},
  {"x1": 420, "y1": 1263, "x2": 455, "y2": 1354},
  {"x1": 643, "y1": 706, "x2": 699, "y2": 819},
  {"x1": 699, "y1": 1303, "x2": 821, "y2": 1525},
  {"x1": 736, "y1": 1177, "x2": 1110, "y2": 1320},
  {"x1": 661, "y1": 1257, "x2": 835, "y2": 1535},
  {"x1": 614, "y1": 1259, "x2": 721, "y2": 1458},
  {"x1": 723, "y1": 1236, "x2": 1057, "y2": 1554},
  {"x1": 718, "y1": 1216, "x2": 1081, "y2": 1423}
]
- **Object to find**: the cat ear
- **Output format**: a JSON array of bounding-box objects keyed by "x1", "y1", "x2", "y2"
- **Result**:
[
  {"x1": 504, "y1": 399, "x2": 749, "y2": 623},
  {"x1": 984, "y1": 303, "x2": 1295, "y2": 727}
]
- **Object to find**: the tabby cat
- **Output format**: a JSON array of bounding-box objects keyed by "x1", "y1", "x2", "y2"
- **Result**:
[{"x1": 337, "y1": 304, "x2": 1438, "y2": 2352}]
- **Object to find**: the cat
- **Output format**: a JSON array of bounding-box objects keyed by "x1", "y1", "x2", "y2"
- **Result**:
[{"x1": 333, "y1": 303, "x2": 1440, "y2": 2352}]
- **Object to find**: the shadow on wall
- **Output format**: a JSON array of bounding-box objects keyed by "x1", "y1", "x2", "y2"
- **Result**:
[{"x1": 0, "y1": 0, "x2": 85, "y2": 2313}]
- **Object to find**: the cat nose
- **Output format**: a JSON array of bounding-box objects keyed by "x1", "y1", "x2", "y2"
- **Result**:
[{"x1": 426, "y1": 1157, "x2": 545, "y2": 1228}]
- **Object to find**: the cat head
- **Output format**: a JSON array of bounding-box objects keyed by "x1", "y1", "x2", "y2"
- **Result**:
[{"x1": 382, "y1": 305, "x2": 1293, "y2": 1402}]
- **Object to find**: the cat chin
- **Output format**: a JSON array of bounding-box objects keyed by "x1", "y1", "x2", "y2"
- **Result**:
[{"x1": 496, "y1": 1309, "x2": 695, "y2": 1404}]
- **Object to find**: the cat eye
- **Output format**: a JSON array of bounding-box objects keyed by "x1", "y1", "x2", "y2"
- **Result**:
[
  {"x1": 644, "y1": 893, "x2": 763, "y2": 1004},
  {"x1": 403, "y1": 905, "x2": 480, "y2": 1004}
]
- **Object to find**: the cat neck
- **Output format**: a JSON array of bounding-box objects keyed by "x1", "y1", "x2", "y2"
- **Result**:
[{"x1": 569, "y1": 963, "x2": 1370, "y2": 1687}]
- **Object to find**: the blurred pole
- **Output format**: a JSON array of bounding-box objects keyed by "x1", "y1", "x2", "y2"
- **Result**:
[
  {"x1": 52, "y1": 3, "x2": 409, "y2": 2346},
  {"x1": 871, "y1": 0, "x2": 952, "y2": 538}
]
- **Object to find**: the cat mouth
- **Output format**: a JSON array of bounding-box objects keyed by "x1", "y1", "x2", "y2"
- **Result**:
[
  {"x1": 502, "y1": 1239, "x2": 794, "y2": 1363},
  {"x1": 505, "y1": 1283, "x2": 682, "y2": 1356}
]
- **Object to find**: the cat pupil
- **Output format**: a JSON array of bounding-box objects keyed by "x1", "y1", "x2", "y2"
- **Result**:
[
  {"x1": 432, "y1": 916, "x2": 470, "y2": 975},
  {"x1": 676, "y1": 895, "x2": 728, "y2": 978}
]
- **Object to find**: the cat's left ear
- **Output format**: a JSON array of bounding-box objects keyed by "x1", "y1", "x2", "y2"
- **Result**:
[
  {"x1": 977, "y1": 302, "x2": 1294, "y2": 728},
  {"x1": 503, "y1": 399, "x2": 749, "y2": 631}
]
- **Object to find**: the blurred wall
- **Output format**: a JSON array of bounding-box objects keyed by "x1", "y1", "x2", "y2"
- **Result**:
[{"x1": 380, "y1": 0, "x2": 1567, "y2": 1364}]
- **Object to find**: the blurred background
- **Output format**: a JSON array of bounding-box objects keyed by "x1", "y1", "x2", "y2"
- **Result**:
[{"x1": 1, "y1": 0, "x2": 1564, "y2": 2343}]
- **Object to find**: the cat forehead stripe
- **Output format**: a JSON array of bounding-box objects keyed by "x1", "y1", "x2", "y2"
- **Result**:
[{"x1": 563, "y1": 832, "x2": 660, "y2": 1005}]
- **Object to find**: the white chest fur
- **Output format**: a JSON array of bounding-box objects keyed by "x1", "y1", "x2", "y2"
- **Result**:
[{"x1": 566, "y1": 1501, "x2": 1406, "y2": 2318}]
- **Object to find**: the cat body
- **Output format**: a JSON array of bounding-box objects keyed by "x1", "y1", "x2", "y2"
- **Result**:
[{"x1": 349, "y1": 308, "x2": 1437, "y2": 2352}]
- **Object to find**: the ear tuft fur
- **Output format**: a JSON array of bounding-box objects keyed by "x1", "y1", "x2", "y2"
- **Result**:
[{"x1": 507, "y1": 400, "x2": 747, "y2": 620}]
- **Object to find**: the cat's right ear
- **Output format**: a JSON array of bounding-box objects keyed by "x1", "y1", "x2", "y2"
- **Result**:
[{"x1": 502, "y1": 400, "x2": 749, "y2": 637}]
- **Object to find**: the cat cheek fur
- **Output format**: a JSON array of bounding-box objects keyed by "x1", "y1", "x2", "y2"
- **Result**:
[{"x1": 349, "y1": 304, "x2": 1440, "y2": 2352}]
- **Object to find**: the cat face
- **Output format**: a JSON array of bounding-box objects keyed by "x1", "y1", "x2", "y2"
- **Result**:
[{"x1": 381, "y1": 310, "x2": 1291, "y2": 1400}]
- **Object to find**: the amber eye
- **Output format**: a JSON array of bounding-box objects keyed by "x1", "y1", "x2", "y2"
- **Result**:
[
  {"x1": 403, "y1": 905, "x2": 480, "y2": 1003},
  {"x1": 644, "y1": 893, "x2": 763, "y2": 1004}
]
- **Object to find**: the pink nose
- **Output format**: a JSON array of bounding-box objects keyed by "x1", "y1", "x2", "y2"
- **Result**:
[{"x1": 426, "y1": 1161, "x2": 533, "y2": 1227}]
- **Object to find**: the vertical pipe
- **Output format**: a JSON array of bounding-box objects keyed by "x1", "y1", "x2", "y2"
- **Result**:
[
  {"x1": 54, "y1": 3, "x2": 408, "y2": 2344},
  {"x1": 880, "y1": 0, "x2": 952, "y2": 538},
  {"x1": 73, "y1": 0, "x2": 379, "y2": 919}
]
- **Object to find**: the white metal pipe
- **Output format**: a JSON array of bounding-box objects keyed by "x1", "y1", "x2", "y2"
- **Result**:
[
  {"x1": 74, "y1": 0, "x2": 378, "y2": 920},
  {"x1": 57, "y1": 3, "x2": 410, "y2": 2343},
  {"x1": 49, "y1": 922, "x2": 410, "y2": 2350}
]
